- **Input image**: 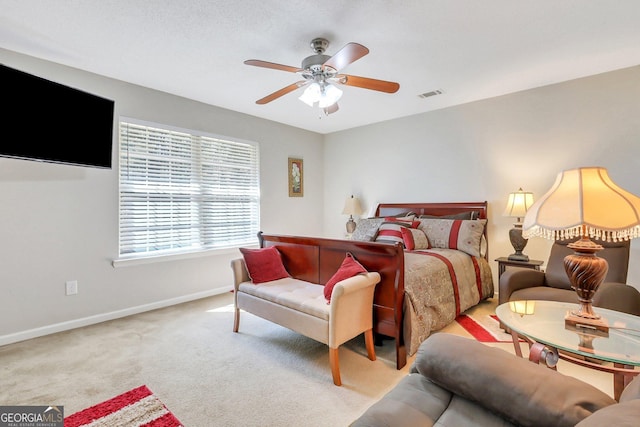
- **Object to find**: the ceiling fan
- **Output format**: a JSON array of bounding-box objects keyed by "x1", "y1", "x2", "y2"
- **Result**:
[{"x1": 244, "y1": 37, "x2": 400, "y2": 115}]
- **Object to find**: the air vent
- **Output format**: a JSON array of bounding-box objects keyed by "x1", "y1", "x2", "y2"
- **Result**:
[{"x1": 418, "y1": 90, "x2": 443, "y2": 99}]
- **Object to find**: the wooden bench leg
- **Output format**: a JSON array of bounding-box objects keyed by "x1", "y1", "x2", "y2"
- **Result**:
[
  {"x1": 365, "y1": 329, "x2": 376, "y2": 361},
  {"x1": 233, "y1": 307, "x2": 240, "y2": 332},
  {"x1": 329, "y1": 347, "x2": 341, "y2": 386}
]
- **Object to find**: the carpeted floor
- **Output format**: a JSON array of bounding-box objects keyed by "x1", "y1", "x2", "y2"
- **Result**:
[{"x1": 0, "y1": 294, "x2": 614, "y2": 426}]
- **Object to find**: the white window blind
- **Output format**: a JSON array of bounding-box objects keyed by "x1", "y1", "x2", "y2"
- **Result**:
[{"x1": 119, "y1": 120, "x2": 260, "y2": 257}]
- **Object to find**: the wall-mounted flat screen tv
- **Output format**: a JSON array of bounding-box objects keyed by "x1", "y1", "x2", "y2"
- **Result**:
[{"x1": 1, "y1": 64, "x2": 115, "y2": 169}]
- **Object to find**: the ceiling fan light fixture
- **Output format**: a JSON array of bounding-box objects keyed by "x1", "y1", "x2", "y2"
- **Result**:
[
  {"x1": 318, "y1": 84, "x2": 342, "y2": 108},
  {"x1": 299, "y1": 82, "x2": 321, "y2": 106},
  {"x1": 299, "y1": 82, "x2": 342, "y2": 109}
]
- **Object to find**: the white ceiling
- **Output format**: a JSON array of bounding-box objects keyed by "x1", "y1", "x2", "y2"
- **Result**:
[{"x1": 2, "y1": 0, "x2": 640, "y2": 134}]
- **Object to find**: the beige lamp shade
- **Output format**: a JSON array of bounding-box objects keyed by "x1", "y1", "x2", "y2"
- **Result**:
[
  {"x1": 342, "y1": 196, "x2": 363, "y2": 216},
  {"x1": 503, "y1": 188, "x2": 534, "y2": 221},
  {"x1": 523, "y1": 167, "x2": 640, "y2": 242}
]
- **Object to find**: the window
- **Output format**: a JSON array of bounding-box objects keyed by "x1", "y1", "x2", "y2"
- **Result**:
[{"x1": 118, "y1": 119, "x2": 260, "y2": 258}]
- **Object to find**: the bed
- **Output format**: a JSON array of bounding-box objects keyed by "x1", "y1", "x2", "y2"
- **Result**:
[{"x1": 257, "y1": 201, "x2": 494, "y2": 369}]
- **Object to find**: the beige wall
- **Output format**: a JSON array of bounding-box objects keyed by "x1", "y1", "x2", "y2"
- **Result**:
[{"x1": 323, "y1": 65, "x2": 640, "y2": 289}]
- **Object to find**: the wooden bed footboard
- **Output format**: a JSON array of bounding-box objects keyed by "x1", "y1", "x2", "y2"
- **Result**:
[{"x1": 258, "y1": 232, "x2": 407, "y2": 369}]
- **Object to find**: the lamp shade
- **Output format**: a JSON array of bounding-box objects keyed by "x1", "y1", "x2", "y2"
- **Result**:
[
  {"x1": 299, "y1": 83, "x2": 321, "y2": 107},
  {"x1": 522, "y1": 167, "x2": 640, "y2": 241},
  {"x1": 318, "y1": 84, "x2": 343, "y2": 108},
  {"x1": 503, "y1": 188, "x2": 534, "y2": 220},
  {"x1": 342, "y1": 195, "x2": 363, "y2": 216}
]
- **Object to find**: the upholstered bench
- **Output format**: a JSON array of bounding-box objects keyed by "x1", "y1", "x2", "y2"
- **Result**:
[{"x1": 231, "y1": 250, "x2": 380, "y2": 386}]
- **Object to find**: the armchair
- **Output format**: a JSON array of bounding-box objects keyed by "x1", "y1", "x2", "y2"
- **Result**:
[{"x1": 499, "y1": 238, "x2": 640, "y2": 316}]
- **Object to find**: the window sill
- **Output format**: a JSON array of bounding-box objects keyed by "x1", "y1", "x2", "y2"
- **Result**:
[{"x1": 112, "y1": 245, "x2": 258, "y2": 268}]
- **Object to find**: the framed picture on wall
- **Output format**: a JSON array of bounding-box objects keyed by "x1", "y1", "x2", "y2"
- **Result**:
[{"x1": 288, "y1": 157, "x2": 303, "y2": 197}]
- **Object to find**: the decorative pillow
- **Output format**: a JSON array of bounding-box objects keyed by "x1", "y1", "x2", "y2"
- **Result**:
[
  {"x1": 239, "y1": 246, "x2": 290, "y2": 284},
  {"x1": 418, "y1": 218, "x2": 487, "y2": 257},
  {"x1": 324, "y1": 253, "x2": 368, "y2": 302},
  {"x1": 419, "y1": 211, "x2": 479, "y2": 220},
  {"x1": 375, "y1": 221, "x2": 419, "y2": 245},
  {"x1": 401, "y1": 227, "x2": 430, "y2": 251},
  {"x1": 383, "y1": 217, "x2": 420, "y2": 227},
  {"x1": 384, "y1": 211, "x2": 416, "y2": 219},
  {"x1": 351, "y1": 217, "x2": 386, "y2": 241}
]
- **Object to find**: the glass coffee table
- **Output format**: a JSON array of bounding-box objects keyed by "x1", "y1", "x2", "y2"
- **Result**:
[{"x1": 496, "y1": 300, "x2": 640, "y2": 401}]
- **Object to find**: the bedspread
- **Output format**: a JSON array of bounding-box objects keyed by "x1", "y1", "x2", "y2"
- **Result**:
[{"x1": 403, "y1": 248, "x2": 494, "y2": 355}]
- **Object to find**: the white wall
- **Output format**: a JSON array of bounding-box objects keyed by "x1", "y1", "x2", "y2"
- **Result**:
[
  {"x1": 2, "y1": 48, "x2": 638, "y2": 345},
  {"x1": 0, "y1": 49, "x2": 324, "y2": 342},
  {"x1": 324, "y1": 65, "x2": 640, "y2": 289}
]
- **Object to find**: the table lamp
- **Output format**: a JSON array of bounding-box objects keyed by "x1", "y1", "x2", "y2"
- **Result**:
[
  {"x1": 522, "y1": 167, "x2": 640, "y2": 333},
  {"x1": 503, "y1": 188, "x2": 535, "y2": 261},
  {"x1": 342, "y1": 195, "x2": 363, "y2": 233}
]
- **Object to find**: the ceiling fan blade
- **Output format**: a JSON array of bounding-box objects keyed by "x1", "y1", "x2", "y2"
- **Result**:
[
  {"x1": 337, "y1": 74, "x2": 400, "y2": 93},
  {"x1": 244, "y1": 59, "x2": 302, "y2": 73},
  {"x1": 323, "y1": 103, "x2": 339, "y2": 115},
  {"x1": 323, "y1": 42, "x2": 369, "y2": 71},
  {"x1": 255, "y1": 81, "x2": 307, "y2": 105}
]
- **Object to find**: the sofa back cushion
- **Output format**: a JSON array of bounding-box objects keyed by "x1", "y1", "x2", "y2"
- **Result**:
[{"x1": 415, "y1": 334, "x2": 615, "y2": 427}]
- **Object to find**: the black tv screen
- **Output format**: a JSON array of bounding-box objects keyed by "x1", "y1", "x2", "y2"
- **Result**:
[{"x1": 1, "y1": 64, "x2": 115, "y2": 169}]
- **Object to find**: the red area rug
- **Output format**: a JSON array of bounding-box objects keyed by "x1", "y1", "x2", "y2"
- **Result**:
[
  {"x1": 64, "y1": 385, "x2": 183, "y2": 427},
  {"x1": 455, "y1": 314, "x2": 518, "y2": 343}
]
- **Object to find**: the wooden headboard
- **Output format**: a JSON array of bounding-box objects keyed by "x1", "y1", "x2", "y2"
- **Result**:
[
  {"x1": 375, "y1": 201, "x2": 488, "y2": 219},
  {"x1": 375, "y1": 201, "x2": 489, "y2": 259}
]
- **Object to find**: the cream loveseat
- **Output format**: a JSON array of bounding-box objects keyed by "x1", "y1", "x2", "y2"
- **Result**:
[{"x1": 231, "y1": 254, "x2": 380, "y2": 386}]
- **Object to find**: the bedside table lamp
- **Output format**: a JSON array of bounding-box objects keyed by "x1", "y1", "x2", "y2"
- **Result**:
[
  {"x1": 523, "y1": 167, "x2": 640, "y2": 333},
  {"x1": 342, "y1": 195, "x2": 363, "y2": 233},
  {"x1": 503, "y1": 188, "x2": 534, "y2": 261}
]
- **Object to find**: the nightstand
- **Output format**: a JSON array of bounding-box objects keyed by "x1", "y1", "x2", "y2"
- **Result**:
[{"x1": 495, "y1": 257, "x2": 544, "y2": 279}]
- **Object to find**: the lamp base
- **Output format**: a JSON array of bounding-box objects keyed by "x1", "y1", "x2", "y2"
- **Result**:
[
  {"x1": 563, "y1": 237, "x2": 609, "y2": 335},
  {"x1": 346, "y1": 217, "x2": 356, "y2": 234},
  {"x1": 565, "y1": 311, "x2": 609, "y2": 336},
  {"x1": 508, "y1": 224, "x2": 529, "y2": 262},
  {"x1": 507, "y1": 253, "x2": 530, "y2": 262}
]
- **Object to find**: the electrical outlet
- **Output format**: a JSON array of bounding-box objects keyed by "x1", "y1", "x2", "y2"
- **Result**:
[{"x1": 65, "y1": 280, "x2": 78, "y2": 295}]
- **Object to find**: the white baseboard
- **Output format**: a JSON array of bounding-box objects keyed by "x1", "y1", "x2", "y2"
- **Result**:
[{"x1": 0, "y1": 287, "x2": 232, "y2": 347}]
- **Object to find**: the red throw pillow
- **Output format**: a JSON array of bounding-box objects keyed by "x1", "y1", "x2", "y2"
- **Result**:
[
  {"x1": 401, "y1": 227, "x2": 431, "y2": 250},
  {"x1": 239, "y1": 246, "x2": 290, "y2": 284},
  {"x1": 324, "y1": 253, "x2": 368, "y2": 302}
]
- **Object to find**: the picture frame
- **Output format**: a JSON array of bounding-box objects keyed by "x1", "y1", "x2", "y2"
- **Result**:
[{"x1": 288, "y1": 157, "x2": 303, "y2": 197}]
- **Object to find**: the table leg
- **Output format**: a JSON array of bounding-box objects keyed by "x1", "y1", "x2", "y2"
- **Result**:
[
  {"x1": 511, "y1": 330, "x2": 522, "y2": 357},
  {"x1": 613, "y1": 363, "x2": 634, "y2": 402}
]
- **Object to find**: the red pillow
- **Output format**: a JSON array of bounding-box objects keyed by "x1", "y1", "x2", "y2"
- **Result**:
[
  {"x1": 401, "y1": 227, "x2": 431, "y2": 250},
  {"x1": 239, "y1": 246, "x2": 290, "y2": 284},
  {"x1": 324, "y1": 253, "x2": 368, "y2": 302}
]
